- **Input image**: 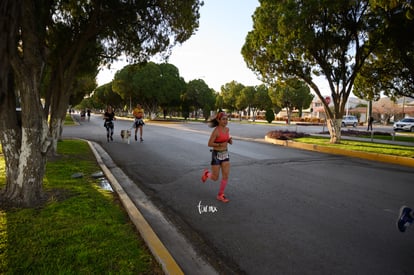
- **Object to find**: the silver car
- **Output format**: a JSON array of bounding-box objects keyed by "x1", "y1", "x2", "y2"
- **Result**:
[
  {"x1": 341, "y1": 115, "x2": 358, "y2": 127},
  {"x1": 393, "y1": 117, "x2": 414, "y2": 132}
]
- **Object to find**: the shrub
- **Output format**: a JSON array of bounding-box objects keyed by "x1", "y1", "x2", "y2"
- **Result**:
[
  {"x1": 266, "y1": 130, "x2": 309, "y2": 140},
  {"x1": 265, "y1": 109, "x2": 275, "y2": 123}
]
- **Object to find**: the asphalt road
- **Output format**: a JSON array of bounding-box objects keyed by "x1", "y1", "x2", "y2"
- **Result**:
[{"x1": 64, "y1": 114, "x2": 414, "y2": 275}]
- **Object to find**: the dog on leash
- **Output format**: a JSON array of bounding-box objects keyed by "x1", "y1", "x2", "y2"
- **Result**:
[{"x1": 120, "y1": 129, "x2": 132, "y2": 144}]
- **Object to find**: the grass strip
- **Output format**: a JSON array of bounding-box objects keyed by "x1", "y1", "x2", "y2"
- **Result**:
[
  {"x1": 359, "y1": 134, "x2": 414, "y2": 143},
  {"x1": 295, "y1": 136, "x2": 414, "y2": 158},
  {"x1": 0, "y1": 140, "x2": 162, "y2": 274},
  {"x1": 65, "y1": 113, "x2": 76, "y2": 126}
]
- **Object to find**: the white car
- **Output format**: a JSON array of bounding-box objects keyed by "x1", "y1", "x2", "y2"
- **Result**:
[
  {"x1": 341, "y1": 115, "x2": 358, "y2": 127},
  {"x1": 393, "y1": 117, "x2": 414, "y2": 132}
]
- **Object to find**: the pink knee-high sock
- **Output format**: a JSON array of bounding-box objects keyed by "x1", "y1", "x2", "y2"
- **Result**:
[{"x1": 218, "y1": 179, "x2": 228, "y2": 195}]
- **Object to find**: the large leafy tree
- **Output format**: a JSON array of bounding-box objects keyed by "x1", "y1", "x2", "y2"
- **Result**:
[
  {"x1": 132, "y1": 62, "x2": 163, "y2": 114},
  {"x1": 183, "y1": 79, "x2": 215, "y2": 120},
  {"x1": 158, "y1": 63, "x2": 187, "y2": 118},
  {"x1": 46, "y1": 41, "x2": 101, "y2": 155},
  {"x1": 237, "y1": 86, "x2": 255, "y2": 120},
  {"x1": 113, "y1": 62, "x2": 186, "y2": 117},
  {"x1": 0, "y1": 0, "x2": 202, "y2": 207},
  {"x1": 237, "y1": 85, "x2": 272, "y2": 121},
  {"x1": 92, "y1": 83, "x2": 124, "y2": 110},
  {"x1": 254, "y1": 84, "x2": 273, "y2": 113},
  {"x1": 269, "y1": 79, "x2": 314, "y2": 123},
  {"x1": 70, "y1": 74, "x2": 98, "y2": 109},
  {"x1": 221, "y1": 81, "x2": 245, "y2": 116},
  {"x1": 356, "y1": 2, "x2": 414, "y2": 100},
  {"x1": 242, "y1": 0, "x2": 381, "y2": 143},
  {"x1": 371, "y1": 0, "x2": 414, "y2": 19},
  {"x1": 112, "y1": 64, "x2": 139, "y2": 112}
]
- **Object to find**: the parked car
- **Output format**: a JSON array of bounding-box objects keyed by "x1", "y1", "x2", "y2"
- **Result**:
[
  {"x1": 393, "y1": 117, "x2": 414, "y2": 132},
  {"x1": 341, "y1": 115, "x2": 358, "y2": 127}
]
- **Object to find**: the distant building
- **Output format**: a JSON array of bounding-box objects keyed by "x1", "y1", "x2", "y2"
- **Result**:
[
  {"x1": 346, "y1": 97, "x2": 414, "y2": 124},
  {"x1": 309, "y1": 96, "x2": 367, "y2": 120},
  {"x1": 275, "y1": 94, "x2": 414, "y2": 124}
]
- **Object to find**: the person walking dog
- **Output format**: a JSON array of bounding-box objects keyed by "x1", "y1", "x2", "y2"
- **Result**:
[{"x1": 132, "y1": 104, "x2": 145, "y2": 142}]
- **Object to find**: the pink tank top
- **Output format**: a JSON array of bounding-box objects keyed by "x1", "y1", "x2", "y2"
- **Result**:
[{"x1": 215, "y1": 127, "x2": 229, "y2": 143}]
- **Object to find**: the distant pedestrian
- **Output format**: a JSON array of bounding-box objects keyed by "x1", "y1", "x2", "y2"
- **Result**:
[
  {"x1": 367, "y1": 116, "x2": 374, "y2": 131},
  {"x1": 103, "y1": 106, "x2": 116, "y2": 142},
  {"x1": 87, "y1": 109, "x2": 91, "y2": 121},
  {"x1": 80, "y1": 110, "x2": 86, "y2": 120},
  {"x1": 397, "y1": 206, "x2": 413, "y2": 233},
  {"x1": 132, "y1": 104, "x2": 145, "y2": 142},
  {"x1": 201, "y1": 111, "x2": 233, "y2": 203}
]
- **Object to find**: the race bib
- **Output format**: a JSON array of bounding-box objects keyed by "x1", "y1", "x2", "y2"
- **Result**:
[{"x1": 216, "y1": 151, "x2": 229, "y2": 160}]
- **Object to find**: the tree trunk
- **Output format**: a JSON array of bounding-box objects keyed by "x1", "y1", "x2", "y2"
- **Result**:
[
  {"x1": 326, "y1": 118, "x2": 342, "y2": 143},
  {"x1": 49, "y1": 116, "x2": 64, "y2": 155},
  {"x1": 48, "y1": 82, "x2": 71, "y2": 155},
  {"x1": 2, "y1": 81, "x2": 49, "y2": 207},
  {"x1": 287, "y1": 107, "x2": 292, "y2": 125},
  {"x1": 0, "y1": 1, "x2": 49, "y2": 207},
  {"x1": 3, "y1": 126, "x2": 48, "y2": 207},
  {"x1": 0, "y1": 73, "x2": 22, "y2": 205}
]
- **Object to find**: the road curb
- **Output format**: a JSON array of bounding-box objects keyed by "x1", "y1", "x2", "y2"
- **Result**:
[
  {"x1": 264, "y1": 136, "x2": 414, "y2": 168},
  {"x1": 87, "y1": 140, "x2": 184, "y2": 275}
]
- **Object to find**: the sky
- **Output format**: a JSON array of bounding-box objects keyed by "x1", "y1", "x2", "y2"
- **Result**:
[{"x1": 96, "y1": 0, "x2": 262, "y2": 92}]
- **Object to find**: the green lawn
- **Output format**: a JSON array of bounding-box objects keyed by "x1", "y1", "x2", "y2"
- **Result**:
[
  {"x1": 361, "y1": 133, "x2": 414, "y2": 143},
  {"x1": 295, "y1": 136, "x2": 414, "y2": 158},
  {"x1": 0, "y1": 140, "x2": 162, "y2": 274}
]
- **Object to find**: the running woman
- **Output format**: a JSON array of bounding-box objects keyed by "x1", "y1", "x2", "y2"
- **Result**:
[
  {"x1": 103, "y1": 106, "x2": 116, "y2": 142},
  {"x1": 201, "y1": 112, "x2": 233, "y2": 203}
]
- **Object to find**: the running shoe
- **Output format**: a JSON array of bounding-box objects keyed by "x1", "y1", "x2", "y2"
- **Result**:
[
  {"x1": 216, "y1": 194, "x2": 229, "y2": 203},
  {"x1": 140, "y1": 137, "x2": 143, "y2": 142},
  {"x1": 201, "y1": 169, "x2": 209, "y2": 183},
  {"x1": 397, "y1": 206, "x2": 413, "y2": 232}
]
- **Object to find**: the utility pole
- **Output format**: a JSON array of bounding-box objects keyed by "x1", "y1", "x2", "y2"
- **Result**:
[{"x1": 402, "y1": 96, "x2": 405, "y2": 118}]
